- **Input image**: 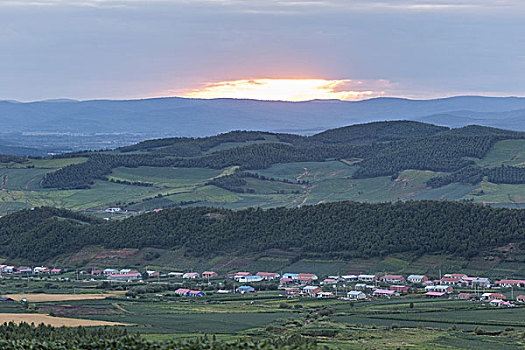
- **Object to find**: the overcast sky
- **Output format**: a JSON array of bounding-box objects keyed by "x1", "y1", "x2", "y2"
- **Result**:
[{"x1": 1, "y1": 0, "x2": 524, "y2": 101}]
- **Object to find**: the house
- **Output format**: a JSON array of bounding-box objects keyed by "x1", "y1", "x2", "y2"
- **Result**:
[
  {"x1": 256, "y1": 272, "x2": 280, "y2": 280},
  {"x1": 389, "y1": 285, "x2": 409, "y2": 293},
  {"x1": 354, "y1": 283, "x2": 368, "y2": 290},
  {"x1": 468, "y1": 277, "x2": 491, "y2": 288},
  {"x1": 481, "y1": 293, "x2": 506, "y2": 301},
  {"x1": 303, "y1": 286, "x2": 322, "y2": 296},
  {"x1": 516, "y1": 295, "x2": 525, "y2": 303},
  {"x1": 322, "y1": 278, "x2": 337, "y2": 285},
  {"x1": 495, "y1": 280, "x2": 525, "y2": 288},
  {"x1": 50, "y1": 268, "x2": 62, "y2": 274},
  {"x1": 425, "y1": 285, "x2": 453, "y2": 293},
  {"x1": 489, "y1": 299, "x2": 511, "y2": 307},
  {"x1": 358, "y1": 274, "x2": 377, "y2": 282},
  {"x1": 440, "y1": 277, "x2": 463, "y2": 286},
  {"x1": 17, "y1": 267, "x2": 32, "y2": 274},
  {"x1": 282, "y1": 273, "x2": 299, "y2": 280},
  {"x1": 147, "y1": 271, "x2": 160, "y2": 278},
  {"x1": 341, "y1": 275, "x2": 358, "y2": 282},
  {"x1": 296, "y1": 276, "x2": 315, "y2": 284},
  {"x1": 105, "y1": 207, "x2": 121, "y2": 213},
  {"x1": 425, "y1": 291, "x2": 447, "y2": 298},
  {"x1": 457, "y1": 293, "x2": 471, "y2": 300},
  {"x1": 91, "y1": 270, "x2": 103, "y2": 276},
  {"x1": 285, "y1": 288, "x2": 301, "y2": 295},
  {"x1": 233, "y1": 272, "x2": 252, "y2": 278},
  {"x1": 317, "y1": 292, "x2": 334, "y2": 298},
  {"x1": 103, "y1": 268, "x2": 119, "y2": 275},
  {"x1": 373, "y1": 289, "x2": 397, "y2": 298},
  {"x1": 237, "y1": 275, "x2": 264, "y2": 283},
  {"x1": 33, "y1": 267, "x2": 49, "y2": 274},
  {"x1": 407, "y1": 275, "x2": 428, "y2": 284},
  {"x1": 279, "y1": 278, "x2": 294, "y2": 285},
  {"x1": 182, "y1": 272, "x2": 200, "y2": 279},
  {"x1": 107, "y1": 273, "x2": 140, "y2": 281},
  {"x1": 188, "y1": 290, "x2": 205, "y2": 297},
  {"x1": 346, "y1": 291, "x2": 367, "y2": 300},
  {"x1": 120, "y1": 269, "x2": 132, "y2": 274},
  {"x1": 297, "y1": 273, "x2": 318, "y2": 281},
  {"x1": 174, "y1": 288, "x2": 190, "y2": 296},
  {"x1": 216, "y1": 289, "x2": 232, "y2": 294},
  {"x1": 202, "y1": 271, "x2": 219, "y2": 279},
  {"x1": 168, "y1": 272, "x2": 184, "y2": 278},
  {"x1": 380, "y1": 275, "x2": 405, "y2": 284},
  {"x1": 236, "y1": 286, "x2": 255, "y2": 294}
]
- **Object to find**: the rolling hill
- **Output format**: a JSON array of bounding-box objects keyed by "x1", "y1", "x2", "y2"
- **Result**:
[{"x1": 1, "y1": 121, "x2": 525, "y2": 216}]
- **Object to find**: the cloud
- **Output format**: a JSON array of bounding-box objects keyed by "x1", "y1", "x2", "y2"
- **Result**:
[{"x1": 176, "y1": 78, "x2": 391, "y2": 101}]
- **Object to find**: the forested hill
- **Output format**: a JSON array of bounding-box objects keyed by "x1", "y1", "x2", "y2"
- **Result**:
[
  {"x1": 38, "y1": 121, "x2": 525, "y2": 190},
  {"x1": 0, "y1": 201, "x2": 523, "y2": 264}
]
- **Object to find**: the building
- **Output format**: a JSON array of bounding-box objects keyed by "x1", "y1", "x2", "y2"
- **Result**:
[
  {"x1": 322, "y1": 278, "x2": 337, "y2": 285},
  {"x1": 279, "y1": 278, "x2": 294, "y2": 285},
  {"x1": 33, "y1": 267, "x2": 49, "y2": 274},
  {"x1": 282, "y1": 273, "x2": 299, "y2": 280},
  {"x1": 120, "y1": 269, "x2": 132, "y2": 274},
  {"x1": 425, "y1": 285, "x2": 453, "y2": 293},
  {"x1": 317, "y1": 292, "x2": 334, "y2": 298},
  {"x1": 168, "y1": 272, "x2": 184, "y2": 278},
  {"x1": 182, "y1": 272, "x2": 200, "y2": 279},
  {"x1": 202, "y1": 271, "x2": 219, "y2": 279},
  {"x1": 346, "y1": 291, "x2": 367, "y2": 300},
  {"x1": 372, "y1": 289, "x2": 397, "y2": 298},
  {"x1": 457, "y1": 293, "x2": 471, "y2": 300},
  {"x1": 174, "y1": 288, "x2": 190, "y2": 296},
  {"x1": 303, "y1": 286, "x2": 322, "y2": 296},
  {"x1": 440, "y1": 277, "x2": 463, "y2": 286},
  {"x1": 380, "y1": 275, "x2": 405, "y2": 284},
  {"x1": 389, "y1": 285, "x2": 409, "y2": 293},
  {"x1": 495, "y1": 280, "x2": 525, "y2": 288},
  {"x1": 237, "y1": 275, "x2": 264, "y2": 283},
  {"x1": 516, "y1": 295, "x2": 525, "y2": 303},
  {"x1": 107, "y1": 273, "x2": 140, "y2": 281},
  {"x1": 407, "y1": 275, "x2": 428, "y2": 284},
  {"x1": 236, "y1": 286, "x2": 255, "y2": 294},
  {"x1": 341, "y1": 275, "x2": 358, "y2": 282},
  {"x1": 425, "y1": 291, "x2": 447, "y2": 298},
  {"x1": 358, "y1": 274, "x2": 377, "y2": 282},
  {"x1": 482, "y1": 293, "x2": 506, "y2": 301},
  {"x1": 297, "y1": 273, "x2": 318, "y2": 281},
  {"x1": 50, "y1": 268, "x2": 62, "y2": 274},
  {"x1": 188, "y1": 290, "x2": 205, "y2": 297},
  {"x1": 103, "y1": 268, "x2": 119, "y2": 275},
  {"x1": 147, "y1": 271, "x2": 160, "y2": 278},
  {"x1": 256, "y1": 272, "x2": 280, "y2": 280}
]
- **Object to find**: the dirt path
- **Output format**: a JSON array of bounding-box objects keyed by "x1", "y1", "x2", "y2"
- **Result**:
[{"x1": 25, "y1": 176, "x2": 38, "y2": 190}]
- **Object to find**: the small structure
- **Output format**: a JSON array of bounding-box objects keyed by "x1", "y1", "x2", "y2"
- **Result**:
[
  {"x1": 407, "y1": 275, "x2": 428, "y2": 284},
  {"x1": 317, "y1": 291, "x2": 334, "y2": 298},
  {"x1": 107, "y1": 273, "x2": 140, "y2": 281},
  {"x1": 516, "y1": 295, "x2": 525, "y2": 303},
  {"x1": 236, "y1": 286, "x2": 255, "y2": 294},
  {"x1": 322, "y1": 278, "x2": 337, "y2": 285},
  {"x1": 389, "y1": 285, "x2": 409, "y2": 293},
  {"x1": 297, "y1": 273, "x2": 318, "y2": 281},
  {"x1": 202, "y1": 271, "x2": 219, "y2": 279},
  {"x1": 182, "y1": 272, "x2": 200, "y2": 279},
  {"x1": 373, "y1": 289, "x2": 397, "y2": 298},
  {"x1": 482, "y1": 293, "x2": 506, "y2": 301},
  {"x1": 425, "y1": 285, "x2": 453, "y2": 293},
  {"x1": 282, "y1": 273, "x2": 299, "y2": 280},
  {"x1": 457, "y1": 293, "x2": 471, "y2": 300},
  {"x1": 341, "y1": 275, "x2": 358, "y2": 282},
  {"x1": 303, "y1": 286, "x2": 322, "y2": 296},
  {"x1": 256, "y1": 272, "x2": 280, "y2": 280},
  {"x1": 188, "y1": 290, "x2": 205, "y2": 297},
  {"x1": 346, "y1": 291, "x2": 367, "y2": 300},
  {"x1": 168, "y1": 272, "x2": 184, "y2": 278},
  {"x1": 50, "y1": 268, "x2": 62, "y2": 274},
  {"x1": 174, "y1": 288, "x2": 190, "y2": 296},
  {"x1": 358, "y1": 274, "x2": 377, "y2": 282},
  {"x1": 425, "y1": 291, "x2": 446, "y2": 298},
  {"x1": 380, "y1": 275, "x2": 405, "y2": 284},
  {"x1": 103, "y1": 268, "x2": 119, "y2": 275},
  {"x1": 237, "y1": 275, "x2": 264, "y2": 283},
  {"x1": 495, "y1": 280, "x2": 525, "y2": 288}
]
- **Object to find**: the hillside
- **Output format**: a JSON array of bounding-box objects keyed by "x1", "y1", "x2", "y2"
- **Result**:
[
  {"x1": 0, "y1": 202, "x2": 523, "y2": 268},
  {"x1": 1, "y1": 121, "x2": 525, "y2": 214}
]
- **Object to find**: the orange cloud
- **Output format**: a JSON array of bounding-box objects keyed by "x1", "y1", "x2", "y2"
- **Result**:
[{"x1": 180, "y1": 78, "x2": 385, "y2": 101}]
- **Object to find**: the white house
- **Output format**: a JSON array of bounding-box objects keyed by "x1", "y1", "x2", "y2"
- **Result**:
[
  {"x1": 346, "y1": 291, "x2": 367, "y2": 300},
  {"x1": 358, "y1": 274, "x2": 377, "y2": 282}
]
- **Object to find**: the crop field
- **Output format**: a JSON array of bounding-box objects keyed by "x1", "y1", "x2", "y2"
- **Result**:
[
  {"x1": 477, "y1": 139, "x2": 525, "y2": 167},
  {"x1": 108, "y1": 167, "x2": 224, "y2": 187},
  {"x1": 0, "y1": 313, "x2": 130, "y2": 327},
  {"x1": 2, "y1": 292, "x2": 124, "y2": 302}
]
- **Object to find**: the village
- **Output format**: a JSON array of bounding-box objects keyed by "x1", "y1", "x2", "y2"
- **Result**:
[{"x1": 1, "y1": 264, "x2": 524, "y2": 307}]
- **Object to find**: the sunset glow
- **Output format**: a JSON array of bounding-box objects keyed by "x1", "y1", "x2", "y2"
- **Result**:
[{"x1": 181, "y1": 79, "x2": 382, "y2": 101}]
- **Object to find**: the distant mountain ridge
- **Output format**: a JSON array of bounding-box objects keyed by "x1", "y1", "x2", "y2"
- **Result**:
[{"x1": 1, "y1": 96, "x2": 525, "y2": 139}]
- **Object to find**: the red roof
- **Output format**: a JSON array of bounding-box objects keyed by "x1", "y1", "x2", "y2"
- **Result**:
[
  {"x1": 490, "y1": 293, "x2": 506, "y2": 299},
  {"x1": 426, "y1": 292, "x2": 446, "y2": 296},
  {"x1": 109, "y1": 273, "x2": 139, "y2": 278},
  {"x1": 441, "y1": 277, "x2": 461, "y2": 282},
  {"x1": 496, "y1": 279, "x2": 525, "y2": 284},
  {"x1": 297, "y1": 273, "x2": 316, "y2": 278},
  {"x1": 517, "y1": 295, "x2": 525, "y2": 299},
  {"x1": 188, "y1": 290, "x2": 203, "y2": 294},
  {"x1": 381, "y1": 275, "x2": 404, "y2": 279},
  {"x1": 256, "y1": 272, "x2": 279, "y2": 276},
  {"x1": 235, "y1": 272, "x2": 251, "y2": 276}
]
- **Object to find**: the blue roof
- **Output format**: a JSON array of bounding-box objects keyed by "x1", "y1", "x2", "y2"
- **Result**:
[{"x1": 237, "y1": 286, "x2": 255, "y2": 291}]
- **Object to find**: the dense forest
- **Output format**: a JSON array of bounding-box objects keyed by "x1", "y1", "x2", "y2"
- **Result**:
[
  {"x1": 427, "y1": 165, "x2": 525, "y2": 188},
  {"x1": 38, "y1": 121, "x2": 525, "y2": 190},
  {"x1": 0, "y1": 201, "x2": 523, "y2": 263}
]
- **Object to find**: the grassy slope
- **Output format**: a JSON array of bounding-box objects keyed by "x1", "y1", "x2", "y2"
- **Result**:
[{"x1": 2, "y1": 138, "x2": 525, "y2": 215}]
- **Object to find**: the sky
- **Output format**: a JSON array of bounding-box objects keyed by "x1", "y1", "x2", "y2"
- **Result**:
[{"x1": 0, "y1": 0, "x2": 524, "y2": 102}]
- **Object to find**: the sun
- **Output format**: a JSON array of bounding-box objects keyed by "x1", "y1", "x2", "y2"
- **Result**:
[{"x1": 181, "y1": 78, "x2": 378, "y2": 101}]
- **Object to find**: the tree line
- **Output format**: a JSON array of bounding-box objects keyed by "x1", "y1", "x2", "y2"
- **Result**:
[{"x1": 0, "y1": 201, "x2": 523, "y2": 263}]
